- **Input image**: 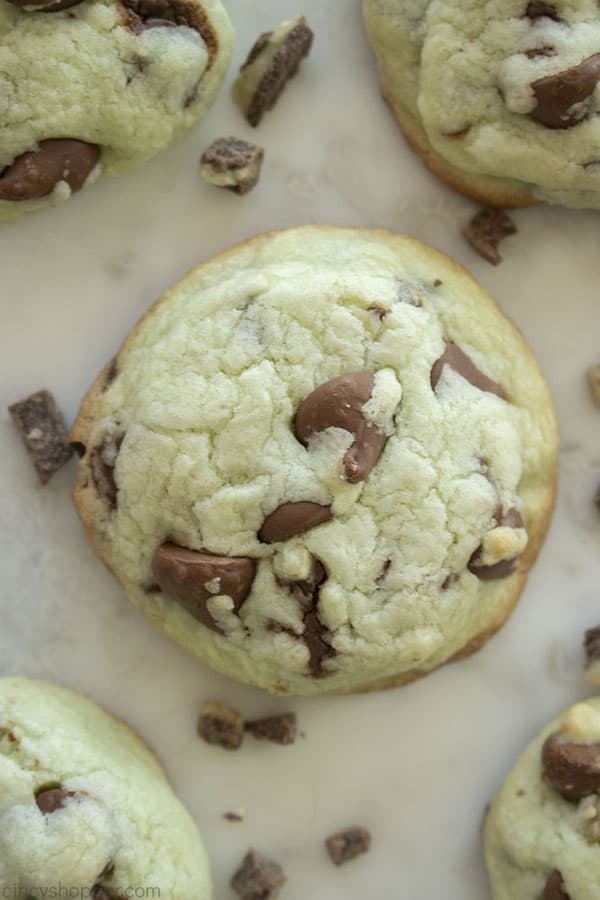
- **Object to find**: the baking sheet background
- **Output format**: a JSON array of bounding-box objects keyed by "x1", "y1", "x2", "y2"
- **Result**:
[{"x1": 1, "y1": 2, "x2": 600, "y2": 897}]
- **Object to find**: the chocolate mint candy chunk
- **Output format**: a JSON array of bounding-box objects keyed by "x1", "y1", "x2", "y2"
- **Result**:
[
  {"x1": 234, "y1": 16, "x2": 314, "y2": 127},
  {"x1": 526, "y1": 2, "x2": 561, "y2": 21},
  {"x1": 91, "y1": 435, "x2": 124, "y2": 511},
  {"x1": 200, "y1": 137, "x2": 264, "y2": 195},
  {"x1": 462, "y1": 208, "x2": 517, "y2": 265},
  {"x1": 325, "y1": 826, "x2": 371, "y2": 866},
  {"x1": 542, "y1": 732, "x2": 600, "y2": 800},
  {"x1": 0, "y1": 140, "x2": 99, "y2": 202},
  {"x1": 231, "y1": 849, "x2": 286, "y2": 900},
  {"x1": 278, "y1": 559, "x2": 335, "y2": 677},
  {"x1": 245, "y1": 712, "x2": 297, "y2": 745},
  {"x1": 295, "y1": 372, "x2": 388, "y2": 483},
  {"x1": 152, "y1": 543, "x2": 256, "y2": 632},
  {"x1": 431, "y1": 342, "x2": 507, "y2": 399},
  {"x1": 121, "y1": 0, "x2": 218, "y2": 62},
  {"x1": 259, "y1": 501, "x2": 332, "y2": 544},
  {"x1": 531, "y1": 54, "x2": 600, "y2": 129},
  {"x1": 468, "y1": 507, "x2": 525, "y2": 580},
  {"x1": 198, "y1": 702, "x2": 244, "y2": 750},
  {"x1": 587, "y1": 364, "x2": 600, "y2": 408},
  {"x1": 9, "y1": 390, "x2": 73, "y2": 485},
  {"x1": 543, "y1": 871, "x2": 571, "y2": 900},
  {"x1": 35, "y1": 786, "x2": 76, "y2": 814}
]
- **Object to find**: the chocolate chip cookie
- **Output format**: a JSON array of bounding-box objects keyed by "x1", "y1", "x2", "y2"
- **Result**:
[
  {"x1": 0, "y1": 0, "x2": 232, "y2": 221},
  {"x1": 484, "y1": 698, "x2": 600, "y2": 899},
  {"x1": 364, "y1": 0, "x2": 600, "y2": 208},
  {"x1": 0, "y1": 677, "x2": 212, "y2": 898},
  {"x1": 70, "y1": 226, "x2": 558, "y2": 695}
]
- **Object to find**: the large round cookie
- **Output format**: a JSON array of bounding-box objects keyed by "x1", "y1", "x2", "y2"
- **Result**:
[
  {"x1": 70, "y1": 226, "x2": 558, "y2": 696},
  {"x1": 364, "y1": 0, "x2": 600, "y2": 209},
  {"x1": 0, "y1": 0, "x2": 232, "y2": 221},
  {"x1": 0, "y1": 677, "x2": 212, "y2": 898},
  {"x1": 484, "y1": 698, "x2": 600, "y2": 899}
]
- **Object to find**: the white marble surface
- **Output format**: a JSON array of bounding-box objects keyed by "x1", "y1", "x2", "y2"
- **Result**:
[{"x1": 1, "y1": 1, "x2": 600, "y2": 897}]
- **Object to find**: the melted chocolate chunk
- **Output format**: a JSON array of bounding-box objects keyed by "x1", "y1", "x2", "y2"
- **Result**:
[
  {"x1": 231, "y1": 850, "x2": 286, "y2": 900},
  {"x1": 120, "y1": 0, "x2": 218, "y2": 63},
  {"x1": 531, "y1": 54, "x2": 600, "y2": 129},
  {"x1": 543, "y1": 871, "x2": 571, "y2": 900},
  {"x1": 295, "y1": 372, "x2": 389, "y2": 483},
  {"x1": 91, "y1": 434, "x2": 124, "y2": 511},
  {"x1": 431, "y1": 342, "x2": 507, "y2": 399},
  {"x1": 152, "y1": 543, "x2": 256, "y2": 632},
  {"x1": 462, "y1": 208, "x2": 517, "y2": 265},
  {"x1": 0, "y1": 140, "x2": 99, "y2": 202},
  {"x1": 325, "y1": 826, "x2": 372, "y2": 866},
  {"x1": 542, "y1": 732, "x2": 600, "y2": 801},
  {"x1": 9, "y1": 390, "x2": 73, "y2": 484},
  {"x1": 35, "y1": 786, "x2": 76, "y2": 814},
  {"x1": 259, "y1": 502, "x2": 332, "y2": 544},
  {"x1": 278, "y1": 559, "x2": 335, "y2": 677}
]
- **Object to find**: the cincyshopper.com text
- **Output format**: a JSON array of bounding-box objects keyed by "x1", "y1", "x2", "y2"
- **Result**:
[{"x1": 1, "y1": 886, "x2": 160, "y2": 899}]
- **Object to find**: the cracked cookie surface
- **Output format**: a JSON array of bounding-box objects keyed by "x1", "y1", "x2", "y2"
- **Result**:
[
  {"x1": 0, "y1": 677, "x2": 212, "y2": 899},
  {"x1": 364, "y1": 0, "x2": 600, "y2": 208},
  {"x1": 70, "y1": 226, "x2": 558, "y2": 695},
  {"x1": 0, "y1": 0, "x2": 232, "y2": 221}
]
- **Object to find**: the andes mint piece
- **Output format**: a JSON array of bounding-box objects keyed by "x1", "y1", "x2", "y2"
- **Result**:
[
  {"x1": 0, "y1": 140, "x2": 99, "y2": 202},
  {"x1": 295, "y1": 372, "x2": 387, "y2": 483},
  {"x1": 277, "y1": 559, "x2": 335, "y2": 677},
  {"x1": 152, "y1": 543, "x2": 256, "y2": 632},
  {"x1": 587, "y1": 364, "x2": 600, "y2": 408},
  {"x1": 198, "y1": 702, "x2": 244, "y2": 750},
  {"x1": 526, "y1": 1, "x2": 561, "y2": 20},
  {"x1": 121, "y1": 0, "x2": 219, "y2": 63},
  {"x1": 233, "y1": 16, "x2": 314, "y2": 127},
  {"x1": 325, "y1": 826, "x2": 372, "y2": 866},
  {"x1": 430, "y1": 342, "x2": 507, "y2": 399},
  {"x1": 91, "y1": 435, "x2": 124, "y2": 511},
  {"x1": 6, "y1": 0, "x2": 84, "y2": 9},
  {"x1": 231, "y1": 849, "x2": 286, "y2": 900},
  {"x1": 245, "y1": 712, "x2": 297, "y2": 745},
  {"x1": 9, "y1": 390, "x2": 73, "y2": 485},
  {"x1": 468, "y1": 507, "x2": 524, "y2": 580},
  {"x1": 259, "y1": 502, "x2": 332, "y2": 544},
  {"x1": 543, "y1": 871, "x2": 570, "y2": 900},
  {"x1": 531, "y1": 54, "x2": 600, "y2": 129},
  {"x1": 542, "y1": 732, "x2": 600, "y2": 800},
  {"x1": 497, "y1": 507, "x2": 524, "y2": 529},
  {"x1": 200, "y1": 137, "x2": 264, "y2": 195},
  {"x1": 35, "y1": 786, "x2": 76, "y2": 814},
  {"x1": 462, "y1": 208, "x2": 517, "y2": 265}
]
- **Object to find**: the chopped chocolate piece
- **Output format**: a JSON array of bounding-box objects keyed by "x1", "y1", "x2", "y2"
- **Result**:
[
  {"x1": 35, "y1": 786, "x2": 76, "y2": 814},
  {"x1": 245, "y1": 713, "x2": 297, "y2": 745},
  {"x1": 431, "y1": 342, "x2": 507, "y2": 399},
  {"x1": 120, "y1": 0, "x2": 219, "y2": 63},
  {"x1": 325, "y1": 826, "x2": 372, "y2": 866},
  {"x1": 462, "y1": 207, "x2": 517, "y2": 265},
  {"x1": 9, "y1": 390, "x2": 73, "y2": 485},
  {"x1": 531, "y1": 54, "x2": 600, "y2": 129},
  {"x1": 0, "y1": 140, "x2": 99, "y2": 202},
  {"x1": 6, "y1": 0, "x2": 83, "y2": 9},
  {"x1": 526, "y1": 1, "x2": 561, "y2": 21},
  {"x1": 295, "y1": 372, "x2": 388, "y2": 483},
  {"x1": 277, "y1": 558, "x2": 335, "y2": 677},
  {"x1": 200, "y1": 137, "x2": 264, "y2": 195},
  {"x1": 233, "y1": 16, "x2": 314, "y2": 127},
  {"x1": 526, "y1": 46, "x2": 557, "y2": 59},
  {"x1": 259, "y1": 501, "x2": 332, "y2": 544},
  {"x1": 223, "y1": 809, "x2": 245, "y2": 822},
  {"x1": 543, "y1": 871, "x2": 571, "y2": 900},
  {"x1": 587, "y1": 365, "x2": 600, "y2": 408},
  {"x1": 542, "y1": 732, "x2": 600, "y2": 800},
  {"x1": 231, "y1": 849, "x2": 286, "y2": 900},
  {"x1": 198, "y1": 702, "x2": 244, "y2": 750},
  {"x1": 152, "y1": 543, "x2": 256, "y2": 632},
  {"x1": 91, "y1": 434, "x2": 124, "y2": 510}
]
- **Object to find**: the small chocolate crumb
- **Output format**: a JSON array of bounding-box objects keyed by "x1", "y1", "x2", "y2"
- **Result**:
[
  {"x1": 595, "y1": 483, "x2": 600, "y2": 510},
  {"x1": 245, "y1": 713, "x2": 297, "y2": 746},
  {"x1": 462, "y1": 208, "x2": 517, "y2": 265},
  {"x1": 526, "y1": 45, "x2": 556, "y2": 58},
  {"x1": 9, "y1": 390, "x2": 73, "y2": 485},
  {"x1": 231, "y1": 849, "x2": 286, "y2": 900},
  {"x1": 433, "y1": 279, "x2": 443, "y2": 287},
  {"x1": 587, "y1": 365, "x2": 600, "y2": 408},
  {"x1": 584, "y1": 627, "x2": 600, "y2": 682},
  {"x1": 224, "y1": 809, "x2": 245, "y2": 822},
  {"x1": 200, "y1": 137, "x2": 264, "y2": 195},
  {"x1": 198, "y1": 702, "x2": 244, "y2": 750},
  {"x1": 35, "y1": 786, "x2": 76, "y2": 814},
  {"x1": 325, "y1": 826, "x2": 371, "y2": 866},
  {"x1": 525, "y1": 1, "x2": 561, "y2": 21}
]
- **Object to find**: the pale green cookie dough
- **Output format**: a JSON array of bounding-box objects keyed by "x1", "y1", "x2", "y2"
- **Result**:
[
  {"x1": 364, "y1": 0, "x2": 600, "y2": 208},
  {"x1": 484, "y1": 698, "x2": 600, "y2": 900},
  {"x1": 0, "y1": 677, "x2": 212, "y2": 899},
  {"x1": 0, "y1": 0, "x2": 233, "y2": 221},
  {"x1": 70, "y1": 226, "x2": 558, "y2": 696}
]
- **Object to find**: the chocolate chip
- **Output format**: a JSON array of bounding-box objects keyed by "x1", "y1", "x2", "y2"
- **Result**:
[
  {"x1": 294, "y1": 372, "x2": 388, "y2": 484},
  {"x1": 277, "y1": 559, "x2": 335, "y2": 677},
  {"x1": 234, "y1": 16, "x2": 314, "y2": 127},
  {"x1": 531, "y1": 54, "x2": 600, "y2": 129},
  {"x1": 259, "y1": 502, "x2": 332, "y2": 544},
  {"x1": 35, "y1": 786, "x2": 76, "y2": 814},
  {"x1": 6, "y1": 0, "x2": 83, "y2": 10},
  {"x1": 91, "y1": 435, "x2": 124, "y2": 511},
  {"x1": 152, "y1": 543, "x2": 256, "y2": 632},
  {"x1": 525, "y1": 1, "x2": 561, "y2": 20},
  {"x1": 325, "y1": 827, "x2": 372, "y2": 866},
  {"x1": 542, "y1": 732, "x2": 600, "y2": 800},
  {"x1": 9, "y1": 390, "x2": 73, "y2": 485},
  {"x1": 245, "y1": 713, "x2": 297, "y2": 745},
  {"x1": 120, "y1": 0, "x2": 219, "y2": 64},
  {"x1": 200, "y1": 137, "x2": 264, "y2": 195},
  {"x1": 431, "y1": 342, "x2": 507, "y2": 399},
  {"x1": 462, "y1": 208, "x2": 517, "y2": 265},
  {"x1": 526, "y1": 46, "x2": 557, "y2": 59},
  {"x1": 0, "y1": 140, "x2": 99, "y2": 202},
  {"x1": 231, "y1": 849, "x2": 286, "y2": 900},
  {"x1": 198, "y1": 702, "x2": 244, "y2": 750},
  {"x1": 543, "y1": 871, "x2": 571, "y2": 900},
  {"x1": 584, "y1": 626, "x2": 600, "y2": 670}
]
